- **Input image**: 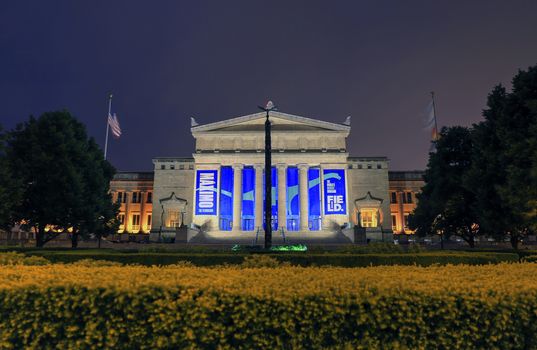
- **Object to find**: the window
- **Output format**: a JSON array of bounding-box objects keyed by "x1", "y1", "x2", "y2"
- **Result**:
[
  {"x1": 118, "y1": 214, "x2": 125, "y2": 226},
  {"x1": 167, "y1": 210, "x2": 181, "y2": 228},
  {"x1": 348, "y1": 164, "x2": 353, "y2": 169},
  {"x1": 377, "y1": 164, "x2": 382, "y2": 169},
  {"x1": 146, "y1": 214, "x2": 152, "y2": 228},
  {"x1": 170, "y1": 164, "x2": 175, "y2": 170},
  {"x1": 403, "y1": 192, "x2": 413, "y2": 204},
  {"x1": 358, "y1": 164, "x2": 363, "y2": 169},
  {"x1": 160, "y1": 164, "x2": 165, "y2": 170},
  {"x1": 131, "y1": 214, "x2": 141, "y2": 231},
  {"x1": 119, "y1": 192, "x2": 127, "y2": 203},
  {"x1": 179, "y1": 164, "x2": 184, "y2": 170},
  {"x1": 367, "y1": 164, "x2": 372, "y2": 169},
  {"x1": 132, "y1": 192, "x2": 141, "y2": 203},
  {"x1": 390, "y1": 192, "x2": 397, "y2": 204},
  {"x1": 360, "y1": 209, "x2": 378, "y2": 228},
  {"x1": 188, "y1": 164, "x2": 194, "y2": 170},
  {"x1": 146, "y1": 192, "x2": 152, "y2": 203},
  {"x1": 404, "y1": 214, "x2": 409, "y2": 230},
  {"x1": 391, "y1": 215, "x2": 397, "y2": 230}
]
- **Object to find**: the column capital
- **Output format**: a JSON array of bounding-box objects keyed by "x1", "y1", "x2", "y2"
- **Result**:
[
  {"x1": 276, "y1": 163, "x2": 287, "y2": 170},
  {"x1": 297, "y1": 163, "x2": 309, "y2": 170},
  {"x1": 232, "y1": 163, "x2": 244, "y2": 170},
  {"x1": 253, "y1": 163, "x2": 264, "y2": 170}
]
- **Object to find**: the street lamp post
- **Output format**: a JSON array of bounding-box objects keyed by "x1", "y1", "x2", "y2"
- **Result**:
[{"x1": 258, "y1": 101, "x2": 276, "y2": 249}]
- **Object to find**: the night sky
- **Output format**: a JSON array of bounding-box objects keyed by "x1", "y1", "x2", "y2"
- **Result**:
[{"x1": 1, "y1": 1, "x2": 536, "y2": 171}]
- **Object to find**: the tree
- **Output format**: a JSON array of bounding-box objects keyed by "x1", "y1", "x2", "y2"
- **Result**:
[
  {"x1": 72, "y1": 138, "x2": 119, "y2": 248},
  {"x1": 465, "y1": 86, "x2": 515, "y2": 245},
  {"x1": 6, "y1": 111, "x2": 118, "y2": 247},
  {"x1": 468, "y1": 65, "x2": 537, "y2": 249},
  {"x1": 409, "y1": 126, "x2": 478, "y2": 247},
  {"x1": 0, "y1": 125, "x2": 22, "y2": 231}
]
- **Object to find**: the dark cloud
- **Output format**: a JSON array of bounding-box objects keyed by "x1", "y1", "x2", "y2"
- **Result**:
[{"x1": 1, "y1": 0, "x2": 536, "y2": 170}]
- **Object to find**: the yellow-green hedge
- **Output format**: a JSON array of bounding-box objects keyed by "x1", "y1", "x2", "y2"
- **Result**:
[
  {"x1": 1, "y1": 264, "x2": 537, "y2": 349},
  {"x1": 24, "y1": 250, "x2": 520, "y2": 266}
]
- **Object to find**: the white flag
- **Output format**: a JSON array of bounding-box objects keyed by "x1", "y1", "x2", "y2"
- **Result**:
[{"x1": 108, "y1": 113, "x2": 122, "y2": 138}]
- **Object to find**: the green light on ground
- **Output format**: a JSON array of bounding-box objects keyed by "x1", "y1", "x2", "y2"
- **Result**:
[
  {"x1": 231, "y1": 244, "x2": 308, "y2": 252},
  {"x1": 270, "y1": 244, "x2": 308, "y2": 252}
]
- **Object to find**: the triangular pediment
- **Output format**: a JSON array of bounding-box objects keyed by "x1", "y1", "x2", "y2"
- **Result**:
[
  {"x1": 354, "y1": 192, "x2": 383, "y2": 209},
  {"x1": 191, "y1": 111, "x2": 350, "y2": 133},
  {"x1": 159, "y1": 192, "x2": 187, "y2": 209}
]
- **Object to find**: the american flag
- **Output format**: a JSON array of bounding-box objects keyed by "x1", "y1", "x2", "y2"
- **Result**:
[{"x1": 108, "y1": 113, "x2": 122, "y2": 138}]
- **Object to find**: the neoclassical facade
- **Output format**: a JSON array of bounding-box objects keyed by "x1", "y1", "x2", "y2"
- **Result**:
[{"x1": 110, "y1": 111, "x2": 425, "y2": 243}]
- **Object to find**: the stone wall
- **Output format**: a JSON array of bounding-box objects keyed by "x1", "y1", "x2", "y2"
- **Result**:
[
  {"x1": 151, "y1": 158, "x2": 195, "y2": 233},
  {"x1": 347, "y1": 158, "x2": 391, "y2": 234}
]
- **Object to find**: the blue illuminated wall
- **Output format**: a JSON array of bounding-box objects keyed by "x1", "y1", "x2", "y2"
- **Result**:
[
  {"x1": 323, "y1": 169, "x2": 347, "y2": 215},
  {"x1": 308, "y1": 168, "x2": 321, "y2": 230},
  {"x1": 241, "y1": 167, "x2": 255, "y2": 231},
  {"x1": 286, "y1": 167, "x2": 300, "y2": 231},
  {"x1": 263, "y1": 167, "x2": 278, "y2": 230},
  {"x1": 219, "y1": 166, "x2": 233, "y2": 231}
]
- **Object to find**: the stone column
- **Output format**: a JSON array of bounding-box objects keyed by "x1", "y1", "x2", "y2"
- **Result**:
[
  {"x1": 298, "y1": 164, "x2": 309, "y2": 231},
  {"x1": 277, "y1": 164, "x2": 287, "y2": 231},
  {"x1": 232, "y1": 164, "x2": 244, "y2": 232},
  {"x1": 320, "y1": 167, "x2": 328, "y2": 229},
  {"x1": 125, "y1": 192, "x2": 131, "y2": 232},
  {"x1": 140, "y1": 191, "x2": 146, "y2": 232},
  {"x1": 398, "y1": 191, "x2": 405, "y2": 233},
  {"x1": 254, "y1": 164, "x2": 264, "y2": 230}
]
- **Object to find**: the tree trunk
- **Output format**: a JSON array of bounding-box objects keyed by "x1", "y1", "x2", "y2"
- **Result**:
[
  {"x1": 71, "y1": 232, "x2": 79, "y2": 249},
  {"x1": 467, "y1": 236, "x2": 475, "y2": 248},
  {"x1": 36, "y1": 226, "x2": 45, "y2": 248},
  {"x1": 510, "y1": 235, "x2": 519, "y2": 250}
]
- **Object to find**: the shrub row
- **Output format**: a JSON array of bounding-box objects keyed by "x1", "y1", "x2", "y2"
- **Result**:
[
  {"x1": 21, "y1": 251, "x2": 519, "y2": 266},
  {"x1": 1, "y1": 263, "x2": 537, "y2": 349}
]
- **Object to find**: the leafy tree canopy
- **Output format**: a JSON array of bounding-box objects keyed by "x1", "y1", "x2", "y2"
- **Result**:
[
  {"x1": 6, "y1": 111, "x2": 118, "y2": 247},
  {"x1": 412, "y1": 64, "x2": 537, "y2": 249},
  {"x1": 467, "y1": 65, "x2": 537, "y2": 248},
  {"x1": 0, "y1": 125, "x2": 22, "y2": 230},
  {"x1": 409, "y1": 126, "x2": 478, "y2": 247}
]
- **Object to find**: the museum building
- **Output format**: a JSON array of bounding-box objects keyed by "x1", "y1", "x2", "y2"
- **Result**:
[{"x1": 110, "y1": 111, "x2": 424, "y2": 244}]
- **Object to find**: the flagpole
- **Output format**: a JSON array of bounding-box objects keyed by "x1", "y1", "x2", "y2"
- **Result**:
[
  {"x1": 104, "y1": 93, "x2": 113, "y2": 160},
  {"x1": 430, "y1": 91, "x2": 439, "y2": 141}
]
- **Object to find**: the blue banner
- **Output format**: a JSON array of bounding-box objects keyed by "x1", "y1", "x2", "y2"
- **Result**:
[
  {"x1": 287, "y1": 167, "x2": 300, "y2": 231},
  {"x1": 242, "y1": 167, "x2": 255, "y2": 231},
  {"x1": 263, "y1": 167, "x2": 278, "y2": 230},
  {"x1": 195, "y1": 170, "x2": 218, "y2": 215},
  {"x1": 323, "y1": 169, "x2": 346, "y2": 215},
  {"x1": 219, "y1": 167, "x2": 233, "y2": 230},
  {"x1": 308, "y1": 168, "x2": 321, "y2": 230}
]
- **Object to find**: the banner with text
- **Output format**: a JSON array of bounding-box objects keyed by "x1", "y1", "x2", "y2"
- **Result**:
[
  {"x1": 195, "y1": 170, "x2": 218, "y2": 215},
  {"x1": 219, "y1": 166, "x2": 233, "y2": 230},
  {"x1": 323, "y1": 169, "x2": 347, "y2": 215}
]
